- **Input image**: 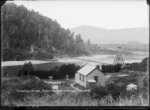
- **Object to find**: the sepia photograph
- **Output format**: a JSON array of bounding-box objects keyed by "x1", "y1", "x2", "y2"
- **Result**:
[{"x1": 1, "y1": 0, "x2": 149, "y2": 107}]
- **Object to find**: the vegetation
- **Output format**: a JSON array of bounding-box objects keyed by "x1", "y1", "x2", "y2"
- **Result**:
[
  {"x1": 2, "y1": 67, "x2": 149, "y2": 106},
  {"x1": 1, "y1": 2, "x2": 149, "y2": 107},
  {"x1": 90, "y1": 71, "x2": 149, "y2": 106},
  {"x1": 2, "y1": 3, "x2": 103, "y2": 61},
  {"x1": 19, "y1": 62, "x2": 80, "y2": 79},
  {"x1": 101, "y1": 57, "x2": 148, "y2": 73},
  {"x1": 102, "y1": 64, "x2": 121, "y2": 73},
  {"x1": 74, "y1": 83, "x2": 87, "y2": 90},
  {"x1": 1, "y1": 76, "x2": 52, "y2": 106},
  {"x1": 124, "y1": 57, "x2": 148, "y2": 72},
  {"x1": 2, "y1": 76, "x2": 148, "y2": 106}
]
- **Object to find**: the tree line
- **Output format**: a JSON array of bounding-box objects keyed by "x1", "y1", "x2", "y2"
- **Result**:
[
  {"x1": 18, "y1": 62, "x2": 80, "y2": 79},
  {"x1": 2, "y1": 3, "x2": 101, "y2": 61}
]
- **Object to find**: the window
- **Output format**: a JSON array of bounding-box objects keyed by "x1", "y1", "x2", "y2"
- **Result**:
[
  {"x1": 80, "y1": 74, "x2": 81, "y2": 80},
  {"x1": 94, "y1": 76, "x2": 98, "y2": 82},
  {"x1": 83, "y1": 75, "x2": 84, "y2": 82}
]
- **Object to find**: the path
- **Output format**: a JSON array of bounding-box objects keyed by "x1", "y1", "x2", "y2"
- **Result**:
[{"x1": 70, "y1": 83, "x2": 82, "y2": 92}]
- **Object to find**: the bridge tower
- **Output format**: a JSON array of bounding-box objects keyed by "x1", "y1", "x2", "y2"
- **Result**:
[{"x1": 113, "y1": 47, "x2": 126, "y2": 68}]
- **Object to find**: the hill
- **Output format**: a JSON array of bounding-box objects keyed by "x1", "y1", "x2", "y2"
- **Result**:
[
  {"x1": 71, "y1": 25, "x2": 149, "y2": 44},
  {"x1": 2, "y1": 3, "x2": 89, "y2": 61},
  {"x1": 71, "y1": 26, "x2": 149, "y2": 52}
]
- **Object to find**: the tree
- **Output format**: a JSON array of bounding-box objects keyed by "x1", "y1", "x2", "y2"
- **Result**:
[{"x1": 2, "y1": 2, "x2": 90, "y2": 61}]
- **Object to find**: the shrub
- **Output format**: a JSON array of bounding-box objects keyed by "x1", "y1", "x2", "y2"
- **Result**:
[
  {"x1": 33, "y1": 51, "x2": 53, "y2": 60},
  {"x1": 18, "y1": 62, "x2": 34, "y2": 76},
  {"x1": 90, "y1": 85, "x2": 108, "y2": 99},
  {"x1": 102, "y1": 64, "x2": 121, "y2": 73},
  {"x1": 123, "y1": 57, "x2": 148, "y2": 72},
  {"x1": 28, "y1": 64, "x2": 80, "y2": 79},
  {"x1": 106, "y1": 83, "x2": 121, "y2": 100},
  {"x1": 8, "y1": 89, "x2": 29, "y2": 102},
  {"x1": 91, "y1": 82, "x2": 128, "y2": 100}
]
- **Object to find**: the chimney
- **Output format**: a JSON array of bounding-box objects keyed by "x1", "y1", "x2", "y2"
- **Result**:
[{"x1": 96, "y1": 65, "x2": 99, "y2": 69}]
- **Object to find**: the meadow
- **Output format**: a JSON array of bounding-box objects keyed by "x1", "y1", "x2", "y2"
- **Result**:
[
  {"x1": 1, "y1": 70, "x2": 149, "y2": 106},
  {"x1": 1, "y1": 56, "x2": 149, "y2": 106}
]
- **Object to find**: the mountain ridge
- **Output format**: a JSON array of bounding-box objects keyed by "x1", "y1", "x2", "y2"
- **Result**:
[{"x1": 71, "y1": 25, "x2": 149, "y2": 44}]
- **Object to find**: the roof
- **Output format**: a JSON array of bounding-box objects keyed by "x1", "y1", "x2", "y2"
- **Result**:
[
  {"x1": 77, "y1": 65, "x2": 97, "y2": 76},
  {"x1": 87, "y1": 79, "x2": 96, "y2": 83},
  {"x1": 127, "y1": 84, "x2": 137, "y2": 87}
]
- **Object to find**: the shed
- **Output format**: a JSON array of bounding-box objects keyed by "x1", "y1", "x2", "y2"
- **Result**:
[
  {"x1": 52, "y1": 84, "x2": 59, "y2": 90},
  {"x1": 126, "y1": 83, "x2": 137, "y2": 91},
  {"x1": 75, "y1": 64, "x2": 106, "y2": 88}
]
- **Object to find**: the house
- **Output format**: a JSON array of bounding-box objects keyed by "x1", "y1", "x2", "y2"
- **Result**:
[
  {"x1": 75, "y1": 64, "x2": 106, "y2": 88},
  {"x1": 126, "y1": 83, "x2": 137, "y2": 91}
]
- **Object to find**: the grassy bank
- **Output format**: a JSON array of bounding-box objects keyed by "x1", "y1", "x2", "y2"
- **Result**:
[{"x1": 2, "y1": 73, "x2": 149, "y2": 106}]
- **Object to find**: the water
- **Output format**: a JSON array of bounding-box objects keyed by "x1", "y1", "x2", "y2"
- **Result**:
[
  {"x1": 2, "y1": 51, "x2": 148, "y2": 67},
  {"x1": 75, "y1": 52, "x2": 148, "y2": 64}
]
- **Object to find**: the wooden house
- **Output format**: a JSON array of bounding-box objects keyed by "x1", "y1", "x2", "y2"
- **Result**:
[{"x1": 75, "y1": 64, "x2": 106, "y2": 88}]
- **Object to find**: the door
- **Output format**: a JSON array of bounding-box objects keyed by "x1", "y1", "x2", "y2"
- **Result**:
[{"x1": 94, "y1": 76, "x2": 98, "y2": 82}]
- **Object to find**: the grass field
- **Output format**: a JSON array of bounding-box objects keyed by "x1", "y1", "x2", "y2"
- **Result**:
[
  {"x1": 2, "y1": 59, "x2": 85, "y2": 77},
  {"x1": 1, "y1": 69, "x2": 149, "y2": 106}
]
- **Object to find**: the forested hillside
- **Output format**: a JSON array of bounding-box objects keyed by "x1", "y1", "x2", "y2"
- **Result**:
[{"x1": 2, "y1": 3, "x2": 101, "y2": 61}]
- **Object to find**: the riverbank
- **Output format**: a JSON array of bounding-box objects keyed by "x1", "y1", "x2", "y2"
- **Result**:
[{"x1": 2, "y1": 51, "x2": 147, "y2": 67}]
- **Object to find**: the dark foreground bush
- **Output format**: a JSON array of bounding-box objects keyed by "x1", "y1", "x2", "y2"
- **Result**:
[
  {"x1": 90, "y1": 85, "x2": 108, "y2": 99},
  {"x1": 18, "y1": 61, "x2": 34, "y2": 76},
  {"x1": 2, "y1": 76, "x2": 52, "y2": 106},
  {"x1": 123, "y1": 57, "x2": 148, "y2": 72},
  {"x1": 91, "y1": 82, "x2": 128, "y2": 100},
  {"x1": 102, "y1": 64, "x2": 121, "y2": 73},
  {"x1": 19, "y1": 63, "x2": 80, "y2": 79}
]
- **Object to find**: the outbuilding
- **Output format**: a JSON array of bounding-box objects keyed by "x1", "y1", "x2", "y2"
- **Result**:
[
  {"x1": 126, "y1": 83, "x2": 137, "y2": 91},
  {"x1": 75, "y1": 64, "x2": 106, "y2": 88}
]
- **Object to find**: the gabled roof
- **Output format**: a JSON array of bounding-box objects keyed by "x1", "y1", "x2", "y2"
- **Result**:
[
  {"x1": 127, "y1": 84, "x2": 137, "y2": 87},
  {"x1": 77, "y1": 65, "x2": 97, "y2": 76}
]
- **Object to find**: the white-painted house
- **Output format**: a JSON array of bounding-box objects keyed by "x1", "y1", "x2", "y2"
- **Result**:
[{"x1": 75, "y1": 65, "x2": 106, "y2": 88}]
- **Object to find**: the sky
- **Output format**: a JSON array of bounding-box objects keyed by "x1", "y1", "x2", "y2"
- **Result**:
[{"x1": 8, "y1": 0, "x2": 149, "y2": 30}]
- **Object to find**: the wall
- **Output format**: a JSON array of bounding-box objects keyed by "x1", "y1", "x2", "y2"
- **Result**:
[
  {"x1": 87, "y1": 69, "x2": 106, "y2": 87},
  {"x1": 75, "y1": 72, "x2": 86, "y2": 87}
]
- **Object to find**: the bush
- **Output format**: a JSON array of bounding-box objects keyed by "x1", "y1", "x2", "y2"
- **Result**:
[
  {"x1": 102, "y1": 64, "x2": 121, "y2": 73},
  {"x1": 2, "y1": 48, "x2": 31, "y2": 61},
  {"x1": 90, "y1": 85, "x2": 108, "y2": 99},
  {"x1": 8, "y1": 89, "x2": 29, "y2": 102},
  {"x1": 91, "y1": 82, "x2": 127, "y2": 100},
  {"x1": 2, "y1": 76, "x2": 52, "y2": 105},
  {"x1": 33, "y1": 51, "x2": 53, "y2": 60},
  {"x1": 123, "y1": 57, "x2": 148, "y2": 72},
  {"x1": 106, "y1": 83, "x2": 122, "y2": 100},
  {"x1": 18, "y1": 62, "x2": 34, "y2": 76},
  {"x1": 27, "y1": 64, "x2": 80, "y2": 79}
]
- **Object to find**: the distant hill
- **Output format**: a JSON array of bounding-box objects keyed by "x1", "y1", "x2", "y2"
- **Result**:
[
  {"x1": 100, "y1": 42, "x2": 149, "y2": 52},
  {"x1": 71, "y1": 25, "x2": 148, "y2": 44},
  {"x1": 71, "y1": 25, "x2": 149, "y2": 52}
]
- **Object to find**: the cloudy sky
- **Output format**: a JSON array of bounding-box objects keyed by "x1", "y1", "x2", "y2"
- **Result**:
[{"x1": 8, "y1": 0, "x2": 149, "y2": 30}]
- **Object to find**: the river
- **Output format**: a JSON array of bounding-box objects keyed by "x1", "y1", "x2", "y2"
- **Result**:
[{"x1": 2, "y1": 51, "x2": 148, "y2": 67}]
